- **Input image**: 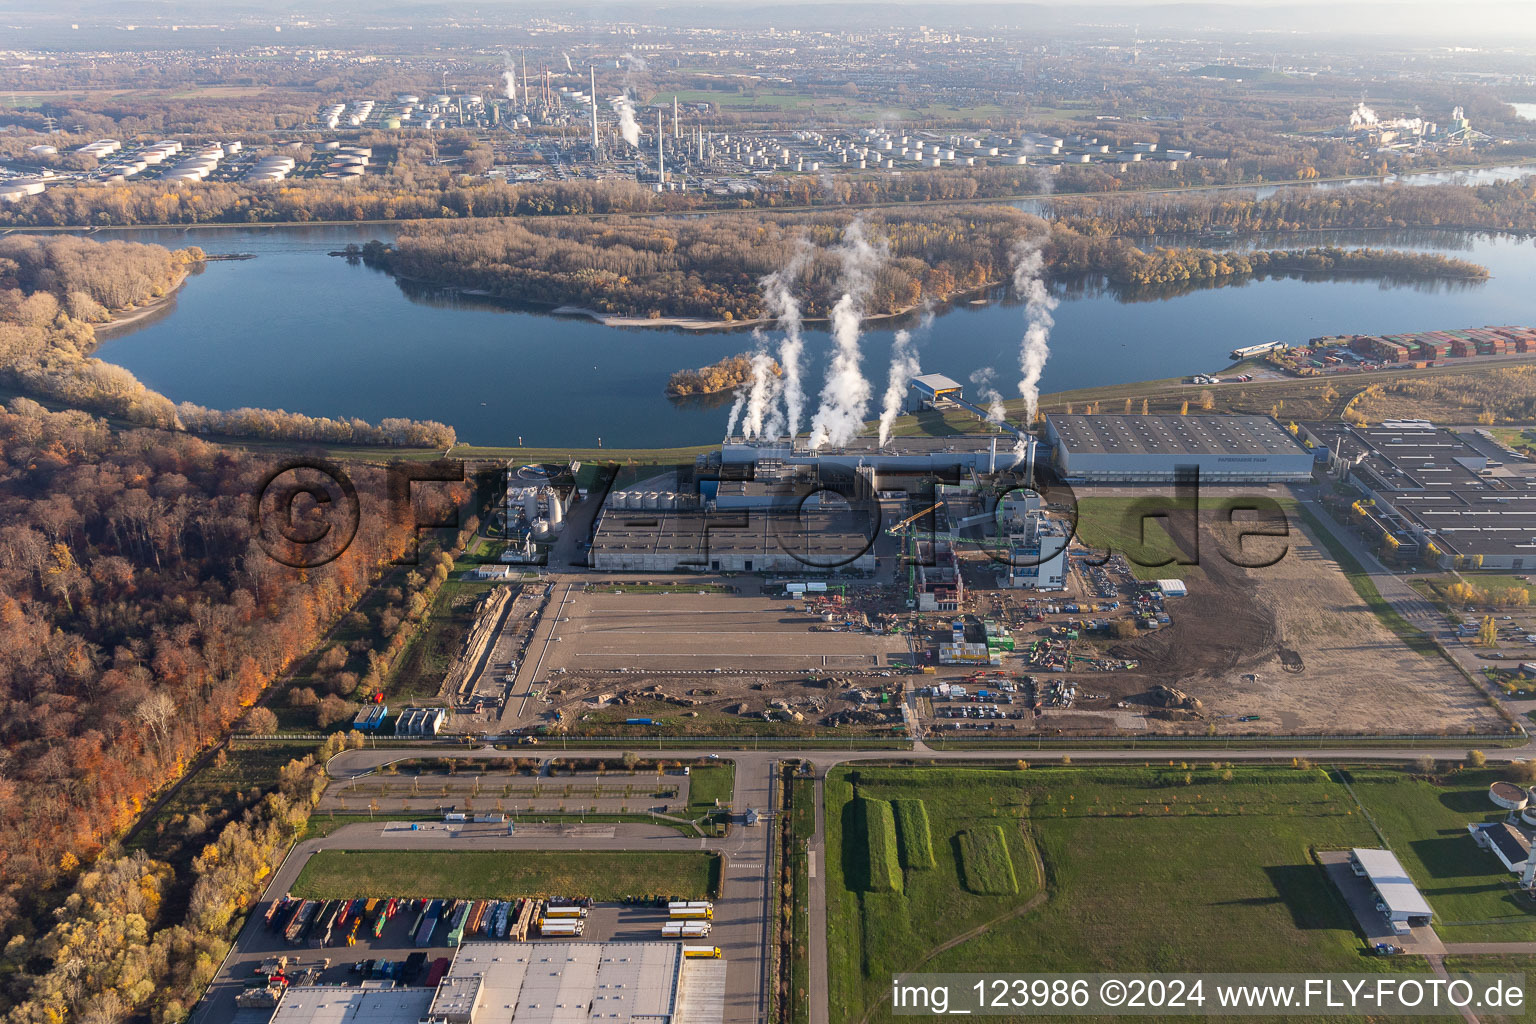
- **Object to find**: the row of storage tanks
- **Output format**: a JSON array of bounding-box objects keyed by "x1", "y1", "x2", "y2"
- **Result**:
[
  {"x1": 99, "y1": 140, "x2": 190, "y2": 183},
  {"x1": 1489, "y1": 781, "x2": 1536, "y2": 826},
  {"x1": 607, "y1": 490, "x2": 700, "y2": 511},
  {"x1": 245, "y1": 154, "x2": 297, "y2": 183},
  {"x1": 162, "y1": 141, "x2": 240, "y2": 183},
  {"x1": 321, "y1": 145, "x2": 371, "y2": 180},
  {"x1": 320, "y1": 100, "x2": 375, "y2": 129}
]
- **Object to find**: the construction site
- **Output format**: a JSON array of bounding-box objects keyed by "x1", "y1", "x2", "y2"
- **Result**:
[{"x1": 396, "y1": 393, "x2": 1517, "y2": 741}]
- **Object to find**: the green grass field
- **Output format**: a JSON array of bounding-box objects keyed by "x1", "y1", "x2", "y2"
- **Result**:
[
  {"x1": 956, "y1": 826, "x2": 1018, "y2": 894},
  {"x1": 853, "y1": 796, "x2": 904, "y2": 894},
  {"x1": 1072, "y1": 494, "x2": 1295, "y2": 582},
  {"x1": 292, "y1": 849, "x2": 719, "y2": 900},
  {"x1": 685, "y1": 763, "x2": 735, "y2": 817},
  {"x1": 1346, "y1": 768, "x2": 1536, "y2": 942},
  {"x1": 824, "y1": 765, "x2": 1490, "y2": 1024},
  {"x1": 891, "y1": 799, "x2": 935, "y2": 870}
]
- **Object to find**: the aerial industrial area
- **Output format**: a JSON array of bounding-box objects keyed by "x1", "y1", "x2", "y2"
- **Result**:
[{"x1": 9, "y1": 4, "x2": 1536, "y2": 1024}]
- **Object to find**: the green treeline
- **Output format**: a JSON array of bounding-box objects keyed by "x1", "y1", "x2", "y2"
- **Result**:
[{"x1": 1099, "y1": 245, "x2": 1488, "y2": 287}]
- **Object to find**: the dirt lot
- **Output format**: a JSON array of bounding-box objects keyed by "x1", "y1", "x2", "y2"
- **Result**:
[
  {"x1": 546, "y1": 589, "x2": 910, "y2": 671},
  {"x1": 503, "y1": 586, "x2": 913, "y2": 734},
  {"x1": 963, "y1": 499, "x2": 1503, "y2": 737},
  {"x1": 1140, "y1": 512, "x2": 1499, "y2": 734}
]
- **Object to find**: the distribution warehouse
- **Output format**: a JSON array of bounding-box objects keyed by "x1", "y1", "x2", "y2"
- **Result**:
[
  {"x1": 263, "y1": 942, "x2": 724, "y2": 1024},
  {"x1": 1045, "y1": 414, "x2": 1315, "y2": 483},
  {"x1": 1303, "y1": 420, "x2": 1536, "y2": 569}
]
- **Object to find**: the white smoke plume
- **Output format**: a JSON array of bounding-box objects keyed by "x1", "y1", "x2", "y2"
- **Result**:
[
  {"x1": 740, "y1": 336, "x2": 782, "y2": 440},
  {"x1": 563, "y1": 51, "x2": 574, "y2": 73},
  {"x1": 760, "y1": 241, "x2": 813, "y2": 440},
  {"x1": 969, "y1": 367, "x2": 1007, "y2": 426},
  {"x1": 610, "y1": 53, "x2": 649, "y2": 148},
  {"x1": 1349, "y1": 101, "x2": 1378, "y2": 128},
  {"x1": 612, "y1": 94, "x2": 640, "y2": 146},
  {"x1": 1011, "y1": 240, "x2": 1057, "y2": 426},
  {"x1": 809, "y1": 222, "x2": 884, "y2": 451},
  {"x1": 878, "y1": 329, "x2": 921, "y2": 447},
  {"x1": 725, "y1": 387, "x2": 747, "y2": 438},
  {"x1": 501, "y1": 52, "x2": 517, "y2": 103}
]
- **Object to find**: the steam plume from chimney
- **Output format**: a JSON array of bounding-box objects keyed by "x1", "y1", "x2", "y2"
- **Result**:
[
  {"x1": 878, "y1": 329, "x2": 921, "y2": 447},
  {"x1": 1011, "y1": 240, "x2": 1057, "y2": 427},
  {"x1": 809, "y1": 221, "x2": 882, "y2": 451}
]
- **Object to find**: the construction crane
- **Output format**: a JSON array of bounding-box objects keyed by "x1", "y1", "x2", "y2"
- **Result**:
[
  {"x1": 888, "y1": 502, "x2": 944, "y2": 606},
  {"x1": 887, "y1": 501, "x2": 945, "y2": 537}
]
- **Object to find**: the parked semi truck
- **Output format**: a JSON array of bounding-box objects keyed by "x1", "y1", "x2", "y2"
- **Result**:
[
  {"x1": 682, "y1": 944, "x2": 722, "y2": 959},
  {"x1": 541, "y1": 905, "x2": 588, "y2": 919},
  {"x1": 668, "y1": 901, "x2": 713, "y2": 921},
  {"x1": 538, "y1": 919, "x2": 585, "y2": 936},
  {"x1": 414, "y1": 900, "x2": 443, "y2": 947},
  {"x1": 283, "y1": 900, "x2": 316, "y2": 946},
  {"x1": 661, "y1": 921, "x2": 712, "y2": 938}
]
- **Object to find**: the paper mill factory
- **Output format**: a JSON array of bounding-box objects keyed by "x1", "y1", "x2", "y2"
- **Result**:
[{"x1": 586, "y1": 374, "x2": 1316, "y2": 574}]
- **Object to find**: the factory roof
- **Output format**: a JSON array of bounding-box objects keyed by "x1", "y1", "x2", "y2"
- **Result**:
[
  {"x1": 1485, "y1": 822, "x2": 1533, "y2": 867},
  {"x1": 1305, "y1": 421, "x2": 1536, "y2": 558},
  {"x1": 1350, "y1": 848, "x2": 1434, "y2": 918},
  {"x1": 271, "y1": 987, "x2": 435, "y2": 1024},
  {"x1": 1048, "y1": 414, "x2": 1308, "y2": 457},
  {"x1": 911, "y1": 373, "x2": 963, "y2": 394},
  {"x1": 725, "y1": 434, "x2": 1011, "y2": 454},
  {"x1": 427, "y1": 942, "x2": 695, "y2": 1024},
  {"x1": 594, "y1": 508, "x2": 876, "y2": 562}
]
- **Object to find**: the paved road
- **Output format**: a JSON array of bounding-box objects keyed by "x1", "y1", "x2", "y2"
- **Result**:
[
  {"x1": 806, "y1": 775, "x2": 829, "y2": 1024},
  {"x1": 501, "y1": 576, "x2": 576, "y2": 726}
]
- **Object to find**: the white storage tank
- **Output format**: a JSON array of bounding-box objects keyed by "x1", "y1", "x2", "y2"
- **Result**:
[
  {"x1": 523, "y1": 490, "x2": 540, "y2": 520},
  {"x1": 1490, "y1": 781, "x2": 1530, "y2": 810},
  {"x1": 643, "y1": 492, "x2": 661, "y2": 510},
  {"x1": 548, "y1": 492, "x2": 564, "y2": 525}
]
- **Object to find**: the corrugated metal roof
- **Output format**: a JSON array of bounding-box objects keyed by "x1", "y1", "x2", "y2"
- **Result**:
[{"x1": 1351, "y1": 848, "x2": 1434, "y2": 917}]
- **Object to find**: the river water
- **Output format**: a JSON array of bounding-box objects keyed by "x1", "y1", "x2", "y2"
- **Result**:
[{"x1": 91, "y1": 223, "x2": 1536, "y2": 448}]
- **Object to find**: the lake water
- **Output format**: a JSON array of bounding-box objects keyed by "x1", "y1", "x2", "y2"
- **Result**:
[{"x1": 93, "y1": 223, "x2": 1536, "y2": 448}]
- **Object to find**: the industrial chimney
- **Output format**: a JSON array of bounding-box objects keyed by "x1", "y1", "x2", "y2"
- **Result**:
[{"x1": 590, "y1": 66, "x2": 599, "y2": 151}]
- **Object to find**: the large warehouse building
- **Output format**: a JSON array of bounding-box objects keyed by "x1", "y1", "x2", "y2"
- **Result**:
[
  {"x1": 1045, "y1": 414, "x2": 1315, "y2": 483},
  {"x1": 1303, "y1": 420, "x2": 1536, "y2": 569},
  {"x1": 264, "y1": 942, "x2": 724, "y2": 1024}
]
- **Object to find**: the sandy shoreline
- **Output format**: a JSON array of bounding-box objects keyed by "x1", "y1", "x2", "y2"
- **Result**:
[
  {"x1": 93, "y1": 268, "x2": 192, "y2": 337},
  {"x1": 550, "y1": 282, "x2": 1001, "y2": 332}
]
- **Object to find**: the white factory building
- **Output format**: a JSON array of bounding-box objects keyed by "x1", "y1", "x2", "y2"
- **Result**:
[{"x1": 1045, "y1": 414, "x2": 1315, "y2": 483}]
